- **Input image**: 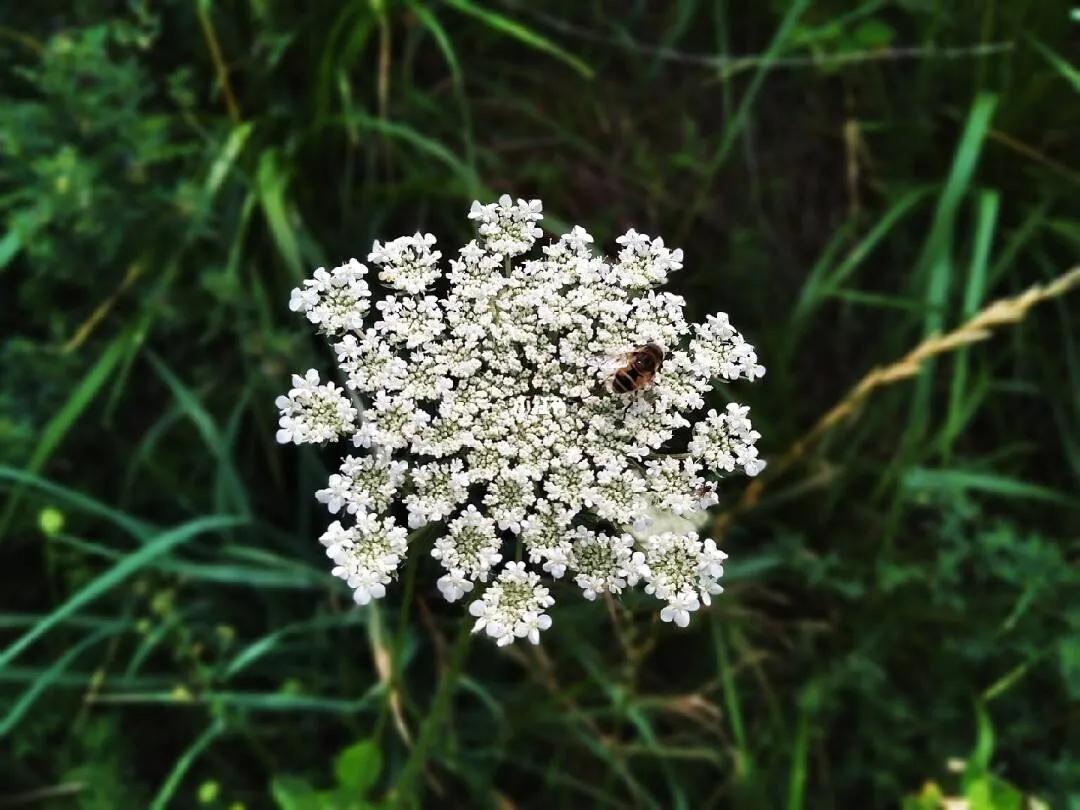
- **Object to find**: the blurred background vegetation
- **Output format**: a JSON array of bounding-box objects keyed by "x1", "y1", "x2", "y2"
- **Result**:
[{"x1": 1, "y1": 0, "x2": 1078, "y2": 807}]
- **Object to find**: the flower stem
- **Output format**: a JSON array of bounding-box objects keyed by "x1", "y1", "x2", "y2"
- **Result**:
[
  {"x1": 389, "y1": 620, "x2": 472, "y2": 805},
  {"x1": 374, "y1": 526, "x2": 428, "y2": 741}
]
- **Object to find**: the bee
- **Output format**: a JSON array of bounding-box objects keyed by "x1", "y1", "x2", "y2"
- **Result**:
[{"x1": 609, "y1": 343, "x2": 665, "y2": 394}]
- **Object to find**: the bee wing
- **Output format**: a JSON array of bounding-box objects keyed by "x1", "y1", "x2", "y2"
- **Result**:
[
  {"x1": 585, "y1": 348, "x2": 626, "y2": 374},
  {"x1": 584, "y1": 349, "x2": 625, "y2": 392}
]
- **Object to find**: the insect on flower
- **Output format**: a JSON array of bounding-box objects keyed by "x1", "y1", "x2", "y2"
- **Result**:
[
  {"x1": 277, "y1": 194, "x2": 766, "y2": 646},
  {"x1": 608, "y1": 342, "x2": 666, "y2": 394}
]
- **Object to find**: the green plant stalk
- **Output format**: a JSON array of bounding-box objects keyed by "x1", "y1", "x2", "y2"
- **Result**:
[
  {"x1": 676, "y1": 0, "x2": 809, "y2": 242},
  {"x1": 373, "y1": 526, "x2": 428, "y2": 742},
  {"x1": 149, "y1": 715, "x2": 227, "y2": 810},
  {"x1": 389, "y1": 620, "x2": 471, "y2": 805}
]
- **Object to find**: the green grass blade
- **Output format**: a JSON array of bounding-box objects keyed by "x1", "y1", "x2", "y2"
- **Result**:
[
  {"x1": 348, "y1": 111, "x2": 482, "y2": 194},
  {"x1": 313, "y1": 3, "x2": 371, "y2": 121},
  {"x1": 159, "y1": 560, "x2": 327, "y2": 588},
  {"x1": 786, "y1": 705, "x2": 810, "y2": 810},
  {"x1": 0, "y1": 465, "x2": 155, "y2": 541},
  {"x1": 0, "y1": 624, "x2": 120, "y2": 737},
  {"x1": 205, "y1": 122, "x2": 254, "y2": 200},
  {"x1": 0, "y1": 612, "x2": 116, "y2": 631},
  {"x1": 824, "y1": 289, "x2": 923, "y2": 311},
  {"x1": 224, "y1": 612, "x2": 366, "y2": 678},
  {"x1": 959, "y1": 192, "x2": 1000, "y2": 317},
  {"x1": 256, "y1": 148, "x2": 304, "y2": 280},
  {"x1": 967, "y1": 700, "x2": 994, "y2": 777},
  {"x1": 0, "y1": 230, "x2": 20, "y2": 272},
  {"x1": 48, "y1": 531, "x2": 329, "y2": 589},
  {"x1": 903, "y1": 467, "x2": 1080, "y2": 508},
  {"x1": 125, "y1": 608, "x2": 185, "y2": 678},
  {"x1": 790, "y1": 185, "x2": 931, "y2": 356},
  {"x1": 403, "y1": 0, "x2": 476, "y2": 171},
  {"x1": 0, "y1": 329, "x2": 134, "y2": 539},
  {"x1": 146, "y1": 353, "x2": 251, "y2": 518},
  {"x1": 677, "y1": 0, "x2": 809, "y2": 240},
  {"x1": 149, "y1": 716, "x2": 226, "y2": 810},
  {"x1": 713, "y1": 620, "x2": 748, "y2": 750},
  {"x1": 943, "y1": 190, "x2": 999, "y2": 456},
  {"x1": 0, "y1": 514, "x2": 244, "y2": 668},
  {"x1": 813, "y1": 187, "x2": 932, "y2": 304},
  {"x1": 649, "y1": 0, "x2": 699, "y2": 77},
  {"x1": 787, "y1": 221, "x2": 855, "y2": 331},
  {"x1": 906, "y1": 93, "x2": 997, "y2": 445},
  {"x1": 441, "y1": 0, "x2": 594, "y2": 79},
  {"x1": 121, "y1": 405, "x2": 186, "y2": 501},
  {"x1": 988, "y1": 200, "x2": 1048, "y2": 286},
  {"x1": 917, "y1": 92, "x2": 999, "y2": 329},
  {"x1": 91, "y1": 688, "x2": 381, "y2": 713},
  {"x1": 0, "y1": 666, "x2": 167, "y2": 690},
  {"x1": 392, "y1": 623, "x2": 471, "y2": 802},
  {"x1": 1029, "y1": 37, "x2": 1080, "y2": 94}
]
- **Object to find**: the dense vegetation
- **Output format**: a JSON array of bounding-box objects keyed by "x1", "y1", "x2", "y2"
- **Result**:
[{"x1": 1, "y1": 1, "x2": 1078, "y2": 807}]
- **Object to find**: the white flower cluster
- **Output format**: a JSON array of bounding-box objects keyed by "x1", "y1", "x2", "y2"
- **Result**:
[
  {"x1": 640, "y1": 532, "x2": 728, "y2": 627},
  {"x1": 688, "y1": 404, "x2": 766, "y2": 477},
  {"x1": 277, "y1": 194, "x2": 765, "y2": 645},
  {"x1": 275, "y1": 370, "x2": 357, "y2": 445}
]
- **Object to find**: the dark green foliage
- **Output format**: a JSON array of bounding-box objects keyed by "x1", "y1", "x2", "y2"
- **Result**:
[{"x1": 1, "y1": 1, "x2": 1077, "y2": 807}]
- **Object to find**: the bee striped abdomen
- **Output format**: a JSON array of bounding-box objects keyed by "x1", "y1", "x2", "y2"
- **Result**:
[{"x1": 611, "y1": 370, "x2": 637, "y2": 393}]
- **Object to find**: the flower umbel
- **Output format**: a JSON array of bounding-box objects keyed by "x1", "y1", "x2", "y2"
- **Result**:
[{"x1": 278, "y1": 194, "x2": 765, "y2": 644}]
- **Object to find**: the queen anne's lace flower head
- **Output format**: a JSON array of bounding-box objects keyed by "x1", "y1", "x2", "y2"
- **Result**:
[{"x1": 278, "y1": 195, "x2": 765, "y2": 644}]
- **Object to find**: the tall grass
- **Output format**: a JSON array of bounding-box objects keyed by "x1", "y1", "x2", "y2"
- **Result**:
[{"x1": 1, "y1": 1, "x2": 1078, "y2": 806}]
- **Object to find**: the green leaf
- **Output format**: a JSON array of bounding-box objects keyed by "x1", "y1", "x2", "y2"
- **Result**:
[
  {"x1": 335, "y1": 739, "x2": 382, "y2": 794},
  {"x1": 852, "y1": 18, "x2": 895, "y2": 48},
  {"x1": 902, "y1": 781, "x2": 945, "y2": 810},
  {"x1": 271, "y1": 776, "x2": 320, "y2": 810},
  {"x1": 967, "y1": 700, "x2": 994, "y2": 779},
  {"x1": 983, "y1": 776, "x2": 1023, "y2": 810}
]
